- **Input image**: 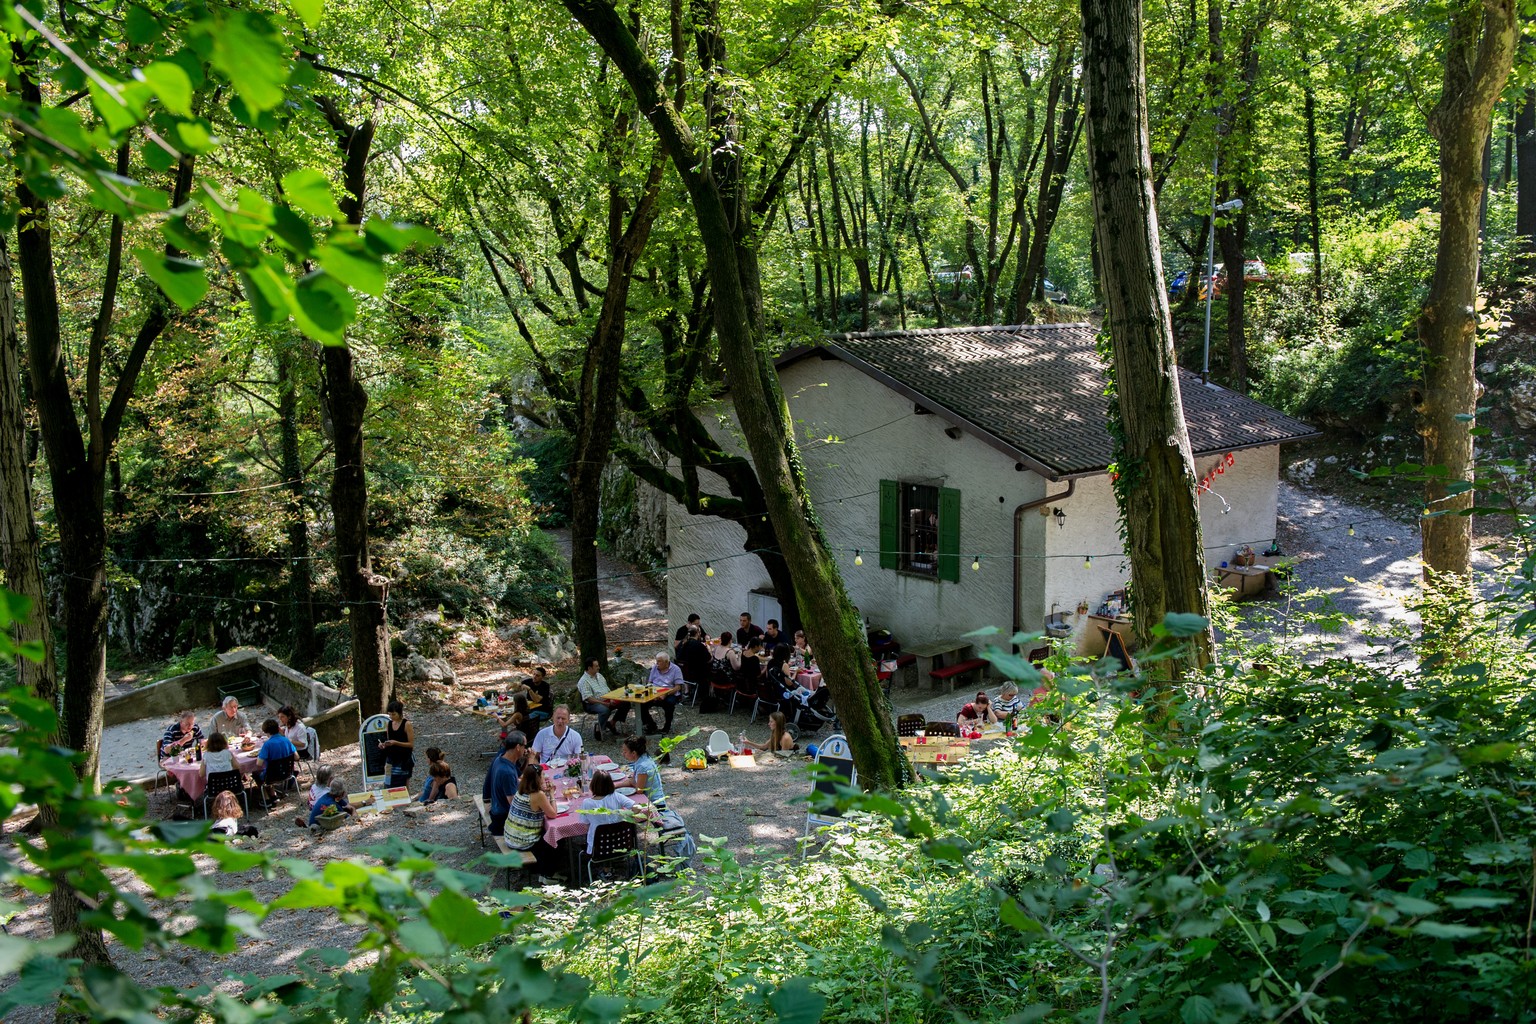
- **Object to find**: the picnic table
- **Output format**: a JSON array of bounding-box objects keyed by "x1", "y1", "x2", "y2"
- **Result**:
[
  {"x1": 902, "y1": 638, "x2": 980, "y2": 690},
  {"x1": 539, "y1": 755, "x2": 653, "y2": 880},
  {"x1": 602, "y1": 684, "x2": 679, "y2": 706},
  {"x1": 161, "y1": 744, "x2": 262, "y2": 802}
]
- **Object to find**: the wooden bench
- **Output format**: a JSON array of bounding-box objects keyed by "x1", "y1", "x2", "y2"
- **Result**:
[
  {"x1": 472, "y1": 794, "x2": 535, "y2": 888},
  {"x1": 929, "y1": 658, "x2": 987, "y2": 692}
]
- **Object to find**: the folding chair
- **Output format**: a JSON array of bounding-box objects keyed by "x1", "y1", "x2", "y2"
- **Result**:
[
  {"x1": 153, "y1": 739, "x2": 172, "y2": 792},
  {"x1": 297, "y1": 726, "x2": 320, "y2": 783},
  {"x1": 585, "y1": 822, "x2": 643, "y2": 885},
  {"x1": 203, "y1": 770, "x2": 250, "y2": 818},
  {"x1": 257, "y1": 755, "x2": 297, "y2": 808},
  {"x1": 924, "y1": 720, "x2": 959, "y2": 738},
  {"x1": 706, "y1": 664, "x2": 738, "y2": 714},
  {"x1": 896, "y1": 714, "x2": 926, "y2": 738}
]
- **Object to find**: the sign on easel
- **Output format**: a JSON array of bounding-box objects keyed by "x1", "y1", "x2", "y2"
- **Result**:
[{"x1": 359, "y1": 713, "x2": 392, "y2": 791}]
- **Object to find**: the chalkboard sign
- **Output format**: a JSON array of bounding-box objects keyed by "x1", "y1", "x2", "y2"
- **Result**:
[{"x1": 359, "y1": 714, "x2": 392, "y2": 790}]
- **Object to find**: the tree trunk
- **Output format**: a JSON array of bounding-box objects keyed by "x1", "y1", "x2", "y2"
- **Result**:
[
  {"x1": 0, "y1": 237, "x2": 60, "y2": 713},
  {"x1": 561, "y1": 0, "x2": 902, "y2": 789},
  {"x1": 1217, "y1": 204, "x2": 1248, "y2": 389},
  {"x1": 275, "y1": 342, "x2": 317, "y2": 672},
  {"x1": 1516, "y1": 89, "x2": 1535, "y2": 270},
  {"x1": 1304, "y1": 55, "x2": 1324, "y2": 303},
  {"x1": 1418, "y1": 0, "x2": 1517, "y2": 581},
  {"x1": 315, "y1": 102, "x2": 393, "y2": 715},
  {"x1": 1080, "y1": 0, "x2": 1212, "y2": 675}
]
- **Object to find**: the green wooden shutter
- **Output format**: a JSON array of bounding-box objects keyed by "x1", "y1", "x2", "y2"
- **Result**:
[
  {"x1": 937, "y1": 487, "x2": 961, "y2": 582},
  {"x1": 878, "y1": 479, "x2": 899, "y2": 569}
]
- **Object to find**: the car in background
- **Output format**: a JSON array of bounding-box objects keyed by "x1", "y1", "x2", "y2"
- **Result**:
[
  {"x1": 1167, "y1": 269, "x2": 1190, "y2": 300},
  {"x1": 1043, "y1": 279, "x2": 1067, "y2": 304}
]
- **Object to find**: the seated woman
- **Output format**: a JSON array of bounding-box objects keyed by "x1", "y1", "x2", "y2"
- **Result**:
[
  {"x1": 415, "y1": 747, "x2": 459, "y2": 804},
  {"x1": 502, "y1": 764, "x2": 568, "y2": 878},
  {"x1": 957, "y1": 692, "x2": 999, "y2": 729},
  {"x1": 993, "y1": 682, "x2": 1025, "y2": 721},
  {"x1": 619, "y1": 735, "x2": 667, "y2": 811},
  {"x1": 577, "y1": 770, "x2": 652, "y2": 854},
  {"x1": 201, "y1": 731, "x2": 236, "y2": 776},
  {"x1": 744, "y1": 711, "x2": 800, "y2": 757},
  {"x1": 711, "y1": 631, "x2": 736, "y2": 667},
  {"x1": 496, "y1": 694, "x2": 532, "y2": 741},
  {"x1": 276, "y1": 705, "x2": 310, "y2": 757}
]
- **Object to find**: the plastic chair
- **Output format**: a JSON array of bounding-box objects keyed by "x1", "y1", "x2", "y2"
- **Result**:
[
  {"x1": 896, "y1": 714, "x2": 925, "y2": 738},
  {"x1": 585, "y1": 821, "x2": 643, "y2": 884},
  {"x1": 154, "y1": 739, "x2": 172, "y2": 792},
  {"x1": 257, "y1": 754, "x2": 297, "y2": 807},
  {"x1": 203, "y1": 769, "x2": 249, "y2": 818},
  {"x1": 705, "y1": 730, "x2": 733, "y2": 760},
  {"x1": 924, "y1": 721, "x2": 960, "y2": 738}
]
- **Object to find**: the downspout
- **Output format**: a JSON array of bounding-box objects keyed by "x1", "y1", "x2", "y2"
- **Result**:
[{"x1": 1013, "y1": 478, "x2": 1076, "y2": 642}]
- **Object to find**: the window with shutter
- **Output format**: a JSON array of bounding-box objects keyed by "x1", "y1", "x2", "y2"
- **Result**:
[
  {"x1": 878, "y1": 479, "x2": 899, "y2": 569},
  {"x1": 877, "y1": 480, "x2": 961, "y2": 580},
  {"x1": 937, "y1": 487, "x2": 961, "y2": 582}
]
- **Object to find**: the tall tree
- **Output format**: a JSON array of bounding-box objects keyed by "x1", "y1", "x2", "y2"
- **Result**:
[
  {"x1": 1418, "y1": 0, "x2": 1517, "y2": 580},
  {"x1": 1080, "y1": 0, "x2": 1212, "y2": 673},
  {"x1": 558, "y1": 0, "x2": 903, "y2": 788}
]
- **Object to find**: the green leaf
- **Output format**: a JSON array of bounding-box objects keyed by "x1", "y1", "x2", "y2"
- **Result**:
[
  {"x1": 317, "y1": 242, "x2": 385, "y2": 296},
  {"x1": 88, "y1": 79, "x2": 140, "y2": 135},
  {"x1": 205, "y1": 11, "x2": 289, "y2": 114},
  {"x1": 1274, "y1": 918, "x2": 1309, "y2": 935},
  {"x1": 768, "y1": 976, "x2": 826, "y2": 1024},
  {"x1": 1180, "y1": 994, "x2": 1216, "y2": 1024},
  {"x1": 282, "y1": 168, "x2": 347, "y2": 221},
  {"x1": 125, "y1": 5, "x2": 163, "y2": 44},
  {"x1": 999, "y1": 898, "x2": 1043, "y2": 934},
  {"x1": 171, "y1": 119, "x2": 219, "y2": 155},
  {"x1": 291, "y1": 0, "x2": 324, "y2": 28},
  {"x1": 1413, "y1": 921, "x2": 1483, "y2": 939},
  {"x1": 424, "y1": 889, "x2": 502, "y2": 948},
  {"x1": 293, "y1": 270, "x2": 355, "y2": 343},
  {"x1": 134, "y1": 248, "x2": 208, "y2": 309},
  {"x1": 1161, "y1": 613, "x2": 1210, "y2": 638},
  {"x1": 140, "y1": 62, "x2": 193, "y2": 117},
  {"x1": 363, "y1": 218, "x2": 440, "y2": 255},
  {"x1": 270, "y1": 207, "x2": 316, "y2": 255}
]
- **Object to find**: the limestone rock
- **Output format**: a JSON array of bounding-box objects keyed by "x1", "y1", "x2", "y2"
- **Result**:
[
  {"x1": 1510, "y1": 380, "x2": 1536, "y2": 430},
  {"x1": 397, "y1": 652, "x2": 456, "y2": 686}
]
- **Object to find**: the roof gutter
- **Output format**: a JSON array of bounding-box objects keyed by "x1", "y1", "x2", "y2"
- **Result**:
[{"x1": 1013, "y1": 479, "x2": 1075, "y2": 643}]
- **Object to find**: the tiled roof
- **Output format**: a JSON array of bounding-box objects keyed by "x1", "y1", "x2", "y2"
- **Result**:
[{"x1": 778, "y1": 323, "x2": 1319, "y2": 479}]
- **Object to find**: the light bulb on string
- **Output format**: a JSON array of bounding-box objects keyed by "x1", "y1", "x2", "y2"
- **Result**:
[
  {"x1": 971, "y1": 556, "x2": 980, "y2": 571},
  {"x1": 705, "y1": 562, "x2": 714, "y2": 577},
  {"x1": 556, "y1": 589, "x2": 565, "y2": 600},
  {"x1": 854, "y1": 550, "x2": 863, "y2": 566},
  {"x1": 1083, "y1": 555, "x2": 1093, "y2": 570},
  {"x1": 1347, "y1": 524, "x2": 1355, "y2": 536}
]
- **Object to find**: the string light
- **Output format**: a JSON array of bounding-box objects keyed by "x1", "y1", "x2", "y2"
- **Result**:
[
  {"x1": 854, "y1": 550, "x2": 863, "y2": 566},
  {"x1": 555, "y1": 590, "x2": 565, "y2": 600},
  {"x1": 971, "y1": 556, "x2": 980, "y2": 571},
  {"x1": 1347, "y1": 524, "x2": 1355, "y2": 536},
  {"x1": 705, "y1": 562, "x2": 714, "y2": 577},
  {"x1": 1083, "y1": 555, "x2": 1093, "y2": 569}
]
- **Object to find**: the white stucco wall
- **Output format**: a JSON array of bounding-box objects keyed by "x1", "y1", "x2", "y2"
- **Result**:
[
  {"x1": 1037, "y1": 444, "x2": 1282, "y2": 628},
  {"x1": 663, "y1": 357, "x2": 1284, "y2": 649}
]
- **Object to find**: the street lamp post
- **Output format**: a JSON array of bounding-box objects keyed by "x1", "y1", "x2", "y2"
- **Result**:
[{"x1": 1202, "y1": 194, "x2": 1244, "y2": 382}]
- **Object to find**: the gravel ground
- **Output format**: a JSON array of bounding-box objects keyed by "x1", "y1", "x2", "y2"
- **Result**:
[{"x1": 6, "y1": 478, "x2": 1512, "y2": 1014}]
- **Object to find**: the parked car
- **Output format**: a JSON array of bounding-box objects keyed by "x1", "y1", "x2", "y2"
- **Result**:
[
  {"x1": 1043, "y1": 279, "x2": 1067, "y2": 304},
  {"x1": 1167, "y1": 269, "x2": 1190, "y2": 299}
]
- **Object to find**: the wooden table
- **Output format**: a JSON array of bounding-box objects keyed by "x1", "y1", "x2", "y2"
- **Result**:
[
  {"x1": 601, "y1": 685, "x2": 677, "y2": 705},
  {"x1": 1215, "y1": 564, "x2": 1270, "y2": 598},
  {"x1": 902, "y1": 639, "x2": 974, "y2": 687}
]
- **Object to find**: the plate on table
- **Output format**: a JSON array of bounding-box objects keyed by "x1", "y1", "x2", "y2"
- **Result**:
[{"x1": 616, "y1": 786, "x2": 637, "y2": 796}]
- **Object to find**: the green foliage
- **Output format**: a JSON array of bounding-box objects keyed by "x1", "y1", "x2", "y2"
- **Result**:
[{"x1": 384, "y1": 525, "x2": 570, "y2": 623}]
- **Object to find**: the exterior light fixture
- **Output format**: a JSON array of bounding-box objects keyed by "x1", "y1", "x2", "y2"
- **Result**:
[
  {"x1": 705, "y1": 563, "x2": 714, "y2": 577},
  {"x1": 854, "y1": 550, "x2": 863, "y2": 566},
  {"x1": 1053, "y1": 507, "x2": 1066, "y2": 529}
]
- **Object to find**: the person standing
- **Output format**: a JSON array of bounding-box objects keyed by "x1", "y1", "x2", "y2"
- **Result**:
[
  {"x1": 577, "y1": 658, "x2": 628, "y2": 740},
  {"x1": 676, "y1": 626, "x2": 713, "y2": 710},
  {"x1": 531, "y1": 705, "x2": 584, "y2": 763},
  {"x1": 643, "y1": 652, "x2": 685, "y2": 734},
  {"x1": 380, "y1": 699, "x2": 416, "y2": 787}
]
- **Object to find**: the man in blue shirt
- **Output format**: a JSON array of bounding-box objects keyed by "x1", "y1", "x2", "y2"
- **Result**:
[
  {"x1": 642, "y1": 652, "x2": 685, "y2": 734},
  {"x1": 253, "y1": 718, "x2": 297, "y2": 789},
  {"x1": 482, "y1": 730, "x2": 528, "y2": 836}
]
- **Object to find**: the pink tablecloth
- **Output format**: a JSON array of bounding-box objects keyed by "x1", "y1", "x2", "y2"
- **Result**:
[
  {"x1": 796, "y1": 670, "x2": 823, "y2": 690},
  {"x1": 541, "y1": 766, "x2": 648, "y2": 847},
  {"x1": 163, "y1": 749, "x2": 260, "y2": 801}
]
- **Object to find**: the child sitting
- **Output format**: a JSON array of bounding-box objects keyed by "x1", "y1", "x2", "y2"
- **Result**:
[
  {"x1": 308, "y1": 765, "x2": 334, "y2": 809},
  {"x1": 414, "y1": 748, "x2": 459, "y2": 804},
  {"x1": 296, "y1": 778, "x2": 356, "y2": 832},
  {"x1": 210, "y1": 790, "x2": 258, "y2": 838}
]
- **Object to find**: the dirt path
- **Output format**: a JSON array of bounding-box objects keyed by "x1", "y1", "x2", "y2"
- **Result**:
[{"x1": 548, "y1": 529, "x2": 670, "y2": 652}]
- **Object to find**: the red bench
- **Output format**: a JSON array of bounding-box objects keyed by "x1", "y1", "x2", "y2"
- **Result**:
[{"x1": 929, "y1": 658, "x2": 987, "y2": 691}]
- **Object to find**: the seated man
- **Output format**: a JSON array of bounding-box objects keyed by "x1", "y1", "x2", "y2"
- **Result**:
[
  {"x1": 735, "y1": 611, "x2": 764, "y2": 648},
  {"x1": 162, "y1": 709, "x2": 203, "y2": 755},
  {"x1": 761, "y1": 619, "x2": 785, "y2": 652},
  {"x1": 482, "y1": 731, "x2": 528, "y2": 836},
  {"x1": 207, "y1": 696, "x2": 252, "y2": 738},
  {"x1": 253, "y1": 717, "x2": 298, "y2": 790},
  {"x1": 642, "y1": 652, "x2": 685, "y2": 734},
  {"x1": 531, "y1": 705, "x2": 584, "y2": 763},
  {"x1": 577, "y1": 658, "x2": 628, "y2": 740}
]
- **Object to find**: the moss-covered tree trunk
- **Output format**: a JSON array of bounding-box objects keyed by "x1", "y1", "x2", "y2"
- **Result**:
[
  {"x1": 1417, "y1": 0, "x2": 1516, "y2": 581},
  {"x1": 560, "y1": 0, "x2": 902, "y2": 788},
  {"x1": 1080, "y1": 0, "x2": 1212, "y2": 675}
]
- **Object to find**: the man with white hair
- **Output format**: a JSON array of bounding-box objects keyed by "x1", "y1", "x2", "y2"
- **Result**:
[
  {"x1": 208, "y1": 695, "x2": 252, "y2": 737},
  {"x1": 642, "y1": 652, "x2": 685, "y2": 734}
]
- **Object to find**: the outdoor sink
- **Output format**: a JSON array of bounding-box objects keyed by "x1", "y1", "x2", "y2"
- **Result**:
[{"x1": 1044, "y1": 613, "x2": 1072, "y2": 639}]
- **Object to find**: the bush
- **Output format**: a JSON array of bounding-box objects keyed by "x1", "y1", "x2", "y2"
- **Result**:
[{"x1": 381, "y1": 525, "x2": 570, "y2": 624}]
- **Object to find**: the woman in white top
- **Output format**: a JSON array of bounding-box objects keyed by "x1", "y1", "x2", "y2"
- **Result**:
[
  {"x1": 277, "y1": 705, "x2": 309, "y2": 754},
  {"x1": 578, "y1": 770, "x2": 648, "y2": 853},
  {"x1": 201, "y1": 731, "x2": 236, "y2": 775}
]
